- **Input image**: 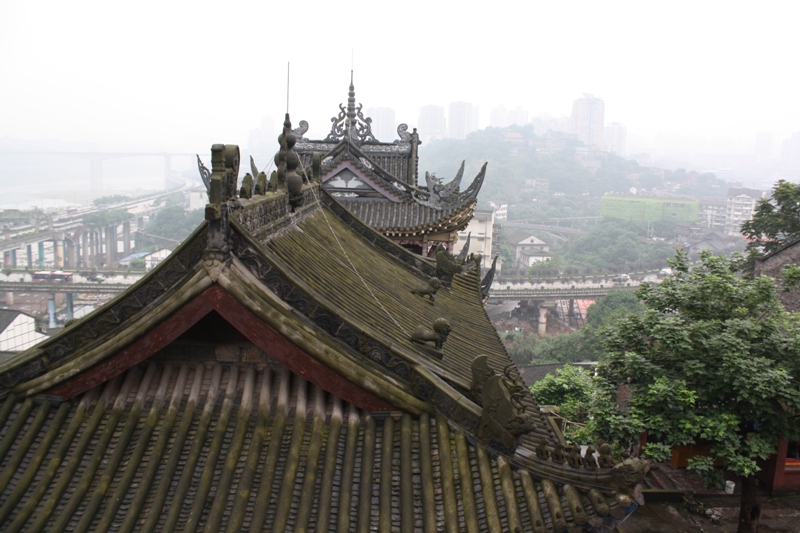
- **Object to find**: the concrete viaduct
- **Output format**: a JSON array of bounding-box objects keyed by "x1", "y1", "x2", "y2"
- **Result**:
[{"x1": 487, "y1": 284, "x2": 640, "y2": 335}]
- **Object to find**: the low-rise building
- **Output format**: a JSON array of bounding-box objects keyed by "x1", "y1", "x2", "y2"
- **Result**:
[
  {"x1": 0, "y1": 309, "x2": 47, "y2": 353},
  {"x1": 505, "y1": 229, "x2": 551, "y2": 267},
  {"x1": 698, "y1": 196, "x2": 727, "y2": 230}
]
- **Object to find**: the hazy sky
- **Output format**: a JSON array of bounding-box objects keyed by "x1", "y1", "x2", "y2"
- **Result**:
[{"x1": 1, "y1": 0, "x2": 797, "y2": 154}]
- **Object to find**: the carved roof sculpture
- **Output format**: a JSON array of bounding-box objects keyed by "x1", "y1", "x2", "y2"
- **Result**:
[
  {"x1": 283, "y1": 72, "x2": 486, "y2": 256},
  {"x1": 0, "y1": 118, "x2": 647, "y2": 532}
]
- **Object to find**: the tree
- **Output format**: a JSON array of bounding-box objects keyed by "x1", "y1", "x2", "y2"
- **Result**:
[
  {"x1": 741, "y1": 180, "x2": 800, "y2": 256},
  {"x1": 530, "y1": 365, "x2": 595, "y2": 423},
  {"x1": 593, "y1": 250, "x2": 800, "y2": 533},
  {"x1": 529, "y1": 333, "x2": 591, "y2": 364},
  {"x1": 145, "y1": 206, "x2": 204, "y2": 241},
  {"x1": 522, "y1": 290, "x2": 644, "y2": 365},
  {"x1": 584, "y1": 290, "x2": 644, "y2": 329}
]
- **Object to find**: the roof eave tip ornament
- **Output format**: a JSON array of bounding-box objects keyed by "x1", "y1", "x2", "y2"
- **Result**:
[
  {"x1": 414, "y1": 161, "x2": 486, "y2": 210},
  {"x1": 203, "y1": 143, "x2": 240, "y2": 280},
  {"x1": 324, "y1": 72, "x2": 378, "y2": 144},
  {"x1": 279, "y1": 113, "x2": 305, "y2": 211}
]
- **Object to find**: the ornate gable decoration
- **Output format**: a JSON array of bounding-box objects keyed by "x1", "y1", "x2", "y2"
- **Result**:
[{"x1": 324, "y1": 72, "x2": 378, "y2": 145}]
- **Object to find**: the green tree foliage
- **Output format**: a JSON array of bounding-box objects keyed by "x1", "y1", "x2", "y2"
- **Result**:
[
  {"x1": 84, "y1": 209, "x2": 133, "y2": 227},
  {"x1": 164, "y1": 192, "x2": 186, "y2": 206},
  {"x1": 506, "y1": 332, "x2": 539, "y2": 367},
  {"x1": 530, "y1": 365, "x2": 595, "y2": 423},
  {"x1": 419, "y1": 126, "x2": 729, "y2": 223},
  {"x1": 593, "y1": 250, "x2": 800, "y2": 532},
  {"x1": 525, "y1": 290, "x2": 644, "y2": 365},
  {"x1": 93, "y1": 195, "x2": 131, "y2": 206},
  {"x1": 560, "y1": 218, "x2": 676, "y2": 272},
  {"x1": 741, "y1": 180, "x2": 800, "y2": 256},
  {"x1": 529, "y1": 333, "x2": 592, "y2": 364},
  {"x1": 585, "y1": 290, "x2": 644, "y2": 329},
  {"x1": 145, "y1": 206, "x2": 204, "y2": 241}
]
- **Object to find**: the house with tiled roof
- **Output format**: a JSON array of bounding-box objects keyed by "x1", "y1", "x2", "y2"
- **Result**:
[
  {"x1": 0, "y1": 118, "x2": 648, "y2": 532},
  {"x1": 288, "y1": 74, "x2": 485, "y2": 257}
]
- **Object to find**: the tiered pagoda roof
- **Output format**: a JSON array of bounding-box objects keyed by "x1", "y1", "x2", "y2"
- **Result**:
[
  {"x1": 0, "y1": 120, "x2": 647, "y2": 532},
  {"x1": 288, "y1": 74, "x2": 485, "y2": 252}
]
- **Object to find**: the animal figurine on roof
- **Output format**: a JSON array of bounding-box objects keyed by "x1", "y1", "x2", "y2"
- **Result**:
[
  {"x1": 411, "y1": 318, "x2": 452, "y2": 351},
  {"x1": 411, "y1": 278, "x2": 442, "y2": 302}
]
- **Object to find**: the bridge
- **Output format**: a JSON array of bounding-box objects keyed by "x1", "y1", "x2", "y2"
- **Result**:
[
  {"x1": 486, "y1": 283, "x2": 639, "y2": 302},
  {"x1": 0, "y1": 279, "x2": 133, "y2": 329},
  {"x1": 0, "y1": 178, "x2": 200, "y2": 267},
  {"x1": 0, "y1": 281, "x2": 131, "y2": 295},
  {"x1": 486, "y1": 283, "x2": 641, "y2": 336},
  {"x1": 503, "y1": 217, "x2": 600, "y2": 241}
]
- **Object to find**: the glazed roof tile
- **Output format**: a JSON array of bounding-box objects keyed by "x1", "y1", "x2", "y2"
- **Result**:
[
  {"x1": 336, "y1": 197, "x2": 476, "y2": 235},
  {"x1": 0, "y1": 360, "x2": 632, "y2": 532}
]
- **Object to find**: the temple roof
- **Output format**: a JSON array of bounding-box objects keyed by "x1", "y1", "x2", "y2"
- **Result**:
[
  {"x1": 288, "y1": 75, "x2": 485, "y2": 238},
  {"x1": 0, "y1": 132, "x2": 646, "y2": 531}
]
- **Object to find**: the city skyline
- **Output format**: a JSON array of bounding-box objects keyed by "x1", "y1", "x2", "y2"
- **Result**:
[{"x1": 0, "y1": 1, "x2": 797, "y2": 159}]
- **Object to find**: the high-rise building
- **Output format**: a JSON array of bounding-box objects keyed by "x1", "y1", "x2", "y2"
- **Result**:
[
  {"x1": 418, "y1": 105, "x2": 446, "y2": 143},
  {"x1": 726, "y1": 187, "x2": 764, "y2": 236},
  {"x1": 448, "y1": 101, "x2": 478, "y2": 140},
  {"x1": 755, "y1": 132, "x2": 774, "y2": 161},
  {"x1": 570, "y1": 94, "x2": 605, "y2": 151},
  {"x1": 507, "y1": 107, "x2": 529, "y2": 127},
  {"x1": 365, "y1": 106, "x2": 396, "y2": 142},
  {"x1": 780, "y1": 132, "x2": 800, "y2": 174},
  {"x1": 247, "y1": 116, "x2": 276, "y2": 154},
  {"x1": 699, "y1": 197, "x2": 727, "y2": 230},
  {"x1": 489, "y1": 105, "x2": 508, "y2": 128},
  {"x1": 531, "y1": 113, "x2": 570, "y2": 136},
  {"x1": 604, "y1": 122, "x2": 627, "y2": 156},
  {"x1": 490, "y1": 105, "x2": 529, "y2": 128}
]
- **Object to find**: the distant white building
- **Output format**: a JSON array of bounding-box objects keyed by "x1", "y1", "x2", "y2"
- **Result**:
[
  {"x1": 418, "y1": 105, "x2": 446, "y2": 144},
  {"x1": 504, "y1": 229, "x2": 551, "y2": 267},
  {"x1": 491, "y1": 203, "x2": 508, "y2": 222},
  {"x1": 448, "y1": 101, "x2": 479, "y2": 140},
  {"x1": 699, "y1": 197, "x2": 727, "y2": 230},
  {"x1": 186, "y1": 189, "x2": 208, "y2": 211},
  {"x1": 604, "y1": 122, "x2": 627, "y2": 156},
  {"x1": 571, "y1": 94, "x2": 605, "y2": 151},
  {"x1": 0, "y1": 310, "x2": 47, "y2": 353},
  {"x1": 453, "y1": 210, "x2": 495, "y2": 268},
  {"x1": 365, "y1": 107, "x2": 397, "y2": 142},
  {"x1": 145, "y1": 248, "x2": 172, "y2": 271},
  {"x1": 726, "y1": 187, "x2": 764, "y2": 235}
]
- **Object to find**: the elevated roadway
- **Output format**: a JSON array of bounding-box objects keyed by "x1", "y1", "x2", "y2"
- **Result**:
[
  {"x1": 0, "y1": 281, "x2": 130, "y2": 294},
  {"x1": 0, "y1": 178, "x2": 199, "y2": 257},
  {"x1": 487, "y1": 283, "x2": 639, "y2": 302}
]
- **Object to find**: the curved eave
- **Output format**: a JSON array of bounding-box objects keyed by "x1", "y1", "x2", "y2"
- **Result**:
[
  {"x1": 382, "y1": 202, "x2": 477, "y2": 237},
  {"x1": 0, "y1": 222, "x2": 210, "y2": 397}
]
